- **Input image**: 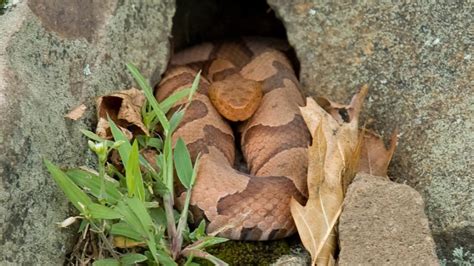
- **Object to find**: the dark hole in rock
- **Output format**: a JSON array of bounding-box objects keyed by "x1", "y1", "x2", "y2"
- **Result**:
[
  {"x1": 171, "y1": 0, "x2": 301, "y2": 175},
  {"x1": 171, "y1": 0, "x2": 300, "y2": 74}
]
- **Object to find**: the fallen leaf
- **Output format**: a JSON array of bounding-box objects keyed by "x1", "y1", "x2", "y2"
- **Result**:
[
  {"x1": 96, "y1": 88, "x2": 148, "y2": 139},
  {"x1": 358, "y1": 129, "x2": 398, "y2": 176},
  {"x1": 292, "y1": 86, "x2": 367, "y2": 265},
  {"x1": 57, "y1": 216, "x2": 81, "y2": 228},
  {"x1": 65, "y1": 104, "x2": 87, "y2": 120},
  {"x1": 113, "y1": 236, "x2": 146, "y2": 248}
]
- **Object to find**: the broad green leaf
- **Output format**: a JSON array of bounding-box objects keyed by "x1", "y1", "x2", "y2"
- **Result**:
[
  {"x1": 136, "y1": 135, "x2": 163, "y2": 151},
  {"x1": 174, "y1": 138, "x2": 193, "y2": 189},
  {"x1": 147, "y1": 137, "x2": 163, "y2": 150},
  {"x1": 66, "y1": 169, "x2": 122, "y2": 204},
  {"x1": 150, "y1": 207, "x2": 167, "y2": 226},
  {"x1": 92, "y1": 258, "x2": 119, "y2": 266},
  {"x1": 126, "y1": 63, "x2": 170, "y2": 133},
  {"x1": 120, "y1": 253, "x2": 148, "y2": 265},
  {"x1": 87, "y1": 203, "x2": 122, "y2": 220},
  {"x1": 125, "y1": 197, "x2": 154, "y2": 234},
  {"x1": 110, "y1": 222, "x2": 143, "y2": 241},
  {"x1": 125, "y1": 140, "x2": 145, "y2": 201},
  {"x1": 44, "y1": 159, "x2": 92, "y2": 212},
  {"x1": 115, "y1": 201, "x2": 147, "y2": 237}
]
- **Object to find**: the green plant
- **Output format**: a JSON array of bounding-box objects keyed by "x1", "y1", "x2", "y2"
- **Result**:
[
  {"x1": 452, "y1": 247, "x2": 474, "y2": 266},
  {"x1": 45, "y1": 64, "x2": 228, "y2": 265}
]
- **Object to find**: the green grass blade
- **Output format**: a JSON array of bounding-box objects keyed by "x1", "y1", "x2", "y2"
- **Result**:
[
  {"x1": 125, "y1": 140, "x2": 145, "y2": 201},
  {"x1": 169, "y1": 109, "x2": 185, "y2": 135},
  {"x1": 160, "y1": 88, "x2": 192, "y2": 113},
  {"x1": 108, "y1": 117, "x2": 131, "y2": 166},
  {"x1": 192, "y1": 236, "x2": 228, "y2": 250},
  {"x1": 87, "y1": 203, "x2": 122, "y2": 220},
  {"x1": 107, "y1": 118, "x2": 154, "y2": 176},
  {"x1": 190, "y1": 154, "x2": 201, "y2": 188},
  {"x1": 44, "y1": 159, "x2": 92, "y2": 213},
  {"x1": 188, "y1": 71, "x2": 201, "y2": 101},
  {"x1": 126, "y1": 63, "x2": 170, "y2": 133},
  {"x1": 80, "y1": 129, "x2": 107, "y2": 142},
  {"x1": 173, "y1": 138, "x2": 193, "y2": 189}
]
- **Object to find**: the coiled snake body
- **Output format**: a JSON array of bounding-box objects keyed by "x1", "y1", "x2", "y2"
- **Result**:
[{"x1": 155, "y1": 38, "x2": 310, "y2": 240}]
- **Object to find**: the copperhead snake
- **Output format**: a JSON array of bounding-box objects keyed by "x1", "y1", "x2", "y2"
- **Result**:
[{"x1": 155, "y1": 37, "x2": 310, "y2": 241}]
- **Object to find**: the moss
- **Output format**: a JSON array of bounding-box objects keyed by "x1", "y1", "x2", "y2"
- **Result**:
[{"x1": 199, "y1": 239, "x2": 293, "y2": 265}]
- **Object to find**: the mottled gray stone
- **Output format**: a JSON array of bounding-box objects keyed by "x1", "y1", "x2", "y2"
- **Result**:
[
  {"x1": 338, "y1": 173, "x2": 439, "y2": 265},
  {"x1": 272, "y1": 243, "x2": 310, "y2": 266},
  {"x1": 268, "y1": 0, "x2": 473, "y2": 259},
  {"x1": 0, "y1": 0, "x2": 174, "y2": 264}
]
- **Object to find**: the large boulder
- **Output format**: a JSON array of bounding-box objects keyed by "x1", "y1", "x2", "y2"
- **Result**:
[
  {"x1": 338, "y1": 173, "x2": 439, "y2": 265},
  {"x1": 268, "y1": 1, "x2": 473, "y2": 259},
  {"x1": 0, "y1": 0, "x2": 174, "y2": 264}
]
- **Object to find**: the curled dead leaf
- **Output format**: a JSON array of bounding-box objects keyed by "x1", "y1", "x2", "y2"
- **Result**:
[
  {"x1": 358, "y1": 128, "x2": 398, "y2": 177},
  {"x1": 96, "y1": 87, "x2": 148, "y2": 139},
  {"x1": 65, "y1": 104, "x2": 87, "y2": 120},
  {"x1": 293, "y1": 86, "x2": 367, "y2": 265}
]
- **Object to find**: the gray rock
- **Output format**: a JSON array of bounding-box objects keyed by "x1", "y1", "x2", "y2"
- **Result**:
[
  {"x1": 338, "y1": 173, "x2": 439, "y2": 265},
  {"x1": 272, "y1": 244, "x2": 310, "y2": 266},
  {"x1": 0, "y1": 0, "x2": 174, "y2": 264},
  {"x1": 268, "y1": 1, "x2": 473, "y2": 259}
]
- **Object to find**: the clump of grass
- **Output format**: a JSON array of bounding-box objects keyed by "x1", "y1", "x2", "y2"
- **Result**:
[{"x1": 45, "y1": 63, "x2": 228, "y2": 265}]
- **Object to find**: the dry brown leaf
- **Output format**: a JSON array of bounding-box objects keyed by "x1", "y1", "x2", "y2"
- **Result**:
[
  {"x1": 292, "y1": 86, "x2": 368, "y2": 265},
  {"x1": 95, "y1": 87, "x2": 148, "y2": 139},
  {"x1": 65, "y1": 104, "x2": 87, "y2": 120},
  {"x1": 113, "y1": 236, "x2": 146, "y2": 248},
  {"x1": 358, "y1": 129, "x2": 398, "y2": 176}
]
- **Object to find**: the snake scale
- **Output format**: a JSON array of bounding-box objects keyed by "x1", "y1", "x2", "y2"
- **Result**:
[{"x1": 155, "y1": 37, "x2": 310, "y2": 240}]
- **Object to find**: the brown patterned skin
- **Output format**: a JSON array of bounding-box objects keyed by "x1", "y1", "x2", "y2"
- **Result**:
[{"x1": 155, "y1": 37, "x2": 310, "y2": 240}]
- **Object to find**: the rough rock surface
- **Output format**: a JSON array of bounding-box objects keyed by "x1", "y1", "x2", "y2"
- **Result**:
[
  {"x1": 0, "y1": 0, "x2": 174, "y2": 264},
  {"x1": 338, "y1": 173, "x2": 439, "y2": 265},
  {"x1": 271, "y1": 244, "x2": 310, "y2": 266},
  {"x1": 268, "y1": 1, "x2": 473, "y2": 258}
]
